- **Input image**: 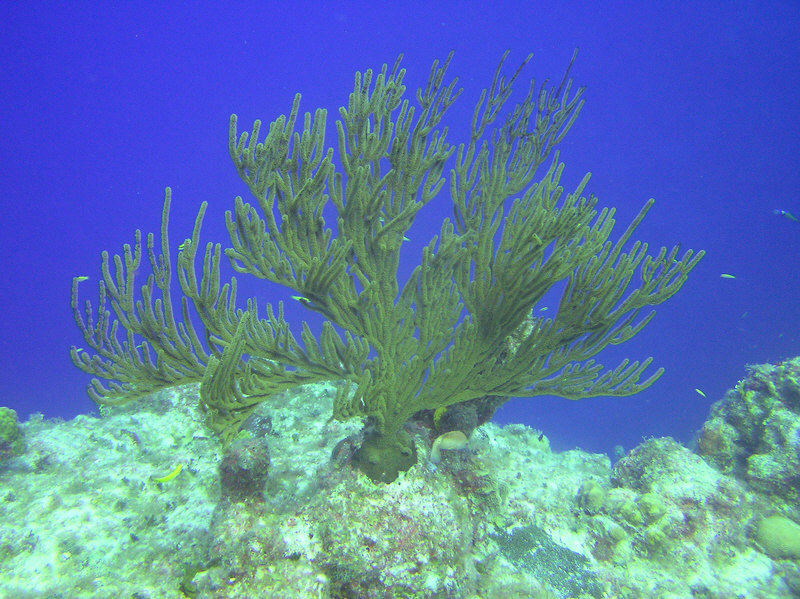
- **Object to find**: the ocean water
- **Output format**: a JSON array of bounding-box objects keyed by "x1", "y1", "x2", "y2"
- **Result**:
[
  {"x1": 1, "y1": 3, "x2": 798, "y2": 467},
  {"x1": 2, "y1": 4, "x2": 800, "y2": 598}
]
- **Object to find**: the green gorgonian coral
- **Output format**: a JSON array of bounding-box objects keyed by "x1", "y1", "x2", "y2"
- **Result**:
[{"x1": 71, "y1": 52, "x2": 703, "y2": 482}]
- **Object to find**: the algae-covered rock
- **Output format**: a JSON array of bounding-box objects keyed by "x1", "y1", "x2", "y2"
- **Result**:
[
  {"x1": 642, "y1": 525, "x2": 667, "y2": 551},
  {"x1": 696, "y1": 358, "x2": 800, "y2": 506},
  {"x1": 614, "y1": 498, "x2": 644, "y2": 527},
  {"x1": 0, "y1": 407, "x2": 25, "y2": 459},
  {"x1": 490, "y1": 523, "x2": 604, "y2": 598},
  {"x1": 637, "y1": 492, "x2": 667, "y2": 524},
  {"x1": 576, "y1": 479, "x2": 606, "y2": 514},
  {"x1": 218, "y1": 436, "x2": 271, "y2": 501}
]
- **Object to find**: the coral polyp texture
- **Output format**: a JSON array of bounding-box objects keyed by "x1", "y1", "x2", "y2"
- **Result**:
[{"x1": 70, "y1": 52, "x2": 702, "y2": 482}]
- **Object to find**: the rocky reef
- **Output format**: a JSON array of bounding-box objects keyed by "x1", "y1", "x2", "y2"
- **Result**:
[
  {"x1": 696, "y1": 357, "x2": 800, "y2": 508},
  {"x1": 1, "y1": 358, "x2": 799, "y2": 597}
]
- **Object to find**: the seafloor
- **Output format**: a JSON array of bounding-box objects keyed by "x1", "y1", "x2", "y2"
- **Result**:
[{"x1": 1, "y1": 358, "x2": 799, "y2": 598}]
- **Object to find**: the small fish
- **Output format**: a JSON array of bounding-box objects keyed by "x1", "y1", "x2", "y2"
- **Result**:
[
  {"x1": 377, "y1": 217, "x2": 410, "y2": 241},
  {"x1": 720, "y1": 274, "x2": 736, "y2": 279},
  {"x1": 178, "y1": 239, "x2": 191, "y2": 251},
  {"x1": 152, "y1": 463, "x2": 183, "y2": 483},
  {"x1": 291, "y1": 295, "x2": 311, "y2": 304},
  {"x1": 773, "y1": 209, "x2": 799, "y2": 222},
  {"x1": 694, "y1": 388, "x2": 707, "y2": 398},
  {"x1": 75, "y1": 276, "x2": 90, "y2": 283}
]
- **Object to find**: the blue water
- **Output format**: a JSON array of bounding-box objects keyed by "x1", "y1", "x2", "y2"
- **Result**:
[{"x1": 1, "y1": 2, "x2": 797, "y2": 457}]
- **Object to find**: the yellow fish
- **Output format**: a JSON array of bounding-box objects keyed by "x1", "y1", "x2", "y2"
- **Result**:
[{"x1": 152, "y1": 463, "x2": 183, "y2": 483}]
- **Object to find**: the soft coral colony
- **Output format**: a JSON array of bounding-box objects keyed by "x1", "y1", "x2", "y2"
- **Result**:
[{"x1": 70, "y1": 51, "x2": 703, "y2": 482}]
